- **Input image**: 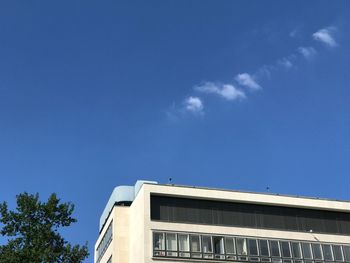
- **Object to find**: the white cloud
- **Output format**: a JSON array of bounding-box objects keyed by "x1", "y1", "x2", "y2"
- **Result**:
[
  {"x1": 298, "y1": 46, "x2": 317, "y2": 60},
  {"x1": 194, "y1": 82, "x2": 218, "y2": 94},
  {"x1": 278, "y1": 58, "x2": 293, "y2": 69},
  {"x1": 235, "y1": 73, "x2": 261, "y2": 90},
  {"x1": 220, "y1": 84, "x2": 246, "y2": 100},
  {"x1": 185, "y1": 96, "x2": 204, "y2": 114},
  {"x1": 195, "y1": 82, "x2": 245, "y2": 101},
  {"x1": 312, "y1": 27, "x2": 337, "y2": 47}
]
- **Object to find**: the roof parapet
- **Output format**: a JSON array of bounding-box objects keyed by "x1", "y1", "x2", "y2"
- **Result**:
[{"x1": 99, "y1": 180, "x2": 157, "y2": 232}]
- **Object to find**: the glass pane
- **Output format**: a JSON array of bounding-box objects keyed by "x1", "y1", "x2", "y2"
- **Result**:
[
  {"x1": 248, "y1": 239, "x2": 259, "y2": 256},
  {"x1": 154, "y1": 232, "x2": 165, "y2": 250},
  {"x1": 225, "y1": 237, "x2": 236, "y2": 254},
  {"x1": 323, "y1": 244, "x2": 333, "y2": 261},
  {"x1": 178, "y1": 234, "x2": 190, "y2": 252},
  {"x1": 260, "y1": 240, "x2": 270, "y2": 256},
  {"x1": 190, "y1": 235, "x2": 201, "y2": 252},
  {"x1": 302, "y1": 243, "x2": 313, "y2": 259},
  {"x1": 213, "y1": 236, "x2": 225, "y2": 254},
  {"x1": 291, "y1": 242, "x2": 302, "y2": 259},
  {"x1": 312, "y1": 244, "x2": 323, "y2": 260},
  {"x1": 333, "y1": 245, "x2": 344, "y2": 261},
  {"x1": 281, "y1": 241, "x2": 291, "y2": 258},
  {"x1": 202, "y1": 236, "x2": 213, "y2": 253},
  {"x1": 270, "y1": 240, "x2": 281, "y2": 257},
  {"x1": 166, "y1": 233, "x2": 177, "y2": 251},
  {"x1": 237, "y1": 238, "x2": 248, "y2": 255},
  {"x1": 343, "y1": 246, "x2": 350, "y2": 262}
]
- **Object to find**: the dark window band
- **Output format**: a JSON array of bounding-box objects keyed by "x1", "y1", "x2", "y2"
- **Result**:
[{"x1": 150, "y1": 195, "x2": 350, "y2": 235}]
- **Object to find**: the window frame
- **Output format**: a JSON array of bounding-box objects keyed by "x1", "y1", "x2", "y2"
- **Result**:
[
  {"x1": 259, "y1": 239, "x2": 270, "y2": 257},
  {"x1": 291, "y1": 242, "x2": 303, "y2": 259},
  {"x1": 302, "y1": 242, "x2": 314, "y2": 259},
  {"x1": 333, "y1": 245, "x2": 344, "y2": 262},
  {"x1": 322, "y1": 244, "x2": 334, "y2": 261},
  {"x1": 236, "y1": 237, "x2": 248, "y2": 256},
  {"x1": 280, "y1": 241, "x2": 292, "y2": 258},
  {"x1": 225, "y1": 236, "x2": 236, "y2": 255},
  {"x1": 248, "y1": 238, "x2": 259, "y2": 256},
  {"x1": 202, "y1": 235, "x2": 213, "y2": 254},
  {"x1": 270, "y1": 240, "x2": 281, "y2": 258}
]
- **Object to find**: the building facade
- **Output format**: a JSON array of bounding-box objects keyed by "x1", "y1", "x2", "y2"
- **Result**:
[{"x1": 94, "y1": 181, "x2": 350, "y2": 263}]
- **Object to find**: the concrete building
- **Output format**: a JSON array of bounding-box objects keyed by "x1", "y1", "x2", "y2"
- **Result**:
[{"x1": 94, "y1": 180, "x2": 350, "y2": 263}]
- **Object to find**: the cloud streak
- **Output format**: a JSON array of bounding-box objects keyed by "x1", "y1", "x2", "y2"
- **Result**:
[
  {"x1": 168, "y1": 25, "x2": 340, "y2": 119},
  {"x1": 298, "y1": 46, "x2": 317, "y2": 59},
  {"x1": 312, "y1": 27, "x2": 337, "y2": 47},
  {"x1": 278, "y1": 58, "x2": 293, "y2": 69},
  {"x1": 195, "y1": 82, "x2": 246, "y2": 101},
  {"x1": 235, "y1": 73, "x2": 261, "y2": 90}
]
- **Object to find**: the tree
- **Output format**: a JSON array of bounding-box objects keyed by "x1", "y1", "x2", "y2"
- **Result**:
[{"x1": 0, "y1": 192, "x2": 89, "y2": 263}]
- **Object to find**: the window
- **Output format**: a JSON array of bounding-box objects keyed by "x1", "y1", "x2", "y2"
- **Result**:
[
  {"x1": 96, "y1": 221, "x2": 113, "y2": 262},
  {"x1": 153, "y1": 232, "x2": 165, "y2": 256},
  {"x1": 154, "y1": 232, "x2": 165, "y2": 250},
  {"x1": 281, "y1": 241, "x2": 291, "y2": 258},
  {"x1": 166, "y1": 233, "x2": 177, "y2": 256},
  {"x1": 259, "y1": 240, "x2": 270, "y2": 257},
  {"x1": 248, "y1": 239, "x2": 259, "y2": 256},
  {"x1": 302, "y1": 243, "x2": 313, "y2": 259},
  {"x1": 343, "y1": 246, "x2": 350, "y2": 262},
  {"x1": 291, "y1": 242, "x2": 302, "y2": 259},
  {"x1": 213, "y1": 236, "x2": 225, "y2": 259},
  {"x1": 190, "y1": 235, "x2": 201, "y2": 252},
  {"x1": 225, "y1": 237, "x2": 236, "y2": 254},
  {"x1": 323, "y1": 244, "x2": 333, "y2": 261},
  {"x1": 178, "y1": 234, "x2": 190, "y2": 257},
  {"x1": 190, "y1": 235, "x2": 202, "y2": 258},
  {"x1": 202, "y1": 236, "x2": 213, "y2": 253},
  {"x1": 237, "y1": 238, "x2": 248, "y2": 255},
  {"x1": 333, "y1": 245, "x2": 344, "y2": 261},
  {"x1": 270, "y1": 241, "x2": 281, "y2": 257},
  {"x1": 166, "y1": 233, "x2": 177, "y2": 251},
  {"x1": 312, "y1": 243, "x2": 323, "y2": 260}
]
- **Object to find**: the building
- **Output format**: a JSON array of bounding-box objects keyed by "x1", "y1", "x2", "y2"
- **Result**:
[{"x1": 94, "y1": 180, "x2": 350, "y2": 263}]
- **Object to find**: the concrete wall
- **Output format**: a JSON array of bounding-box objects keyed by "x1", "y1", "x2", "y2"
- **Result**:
[
  {"x1": 114, "y1": 207, "x2": 130, "y2": 263},
  {"x1": 129, "y1": 186, "x2": 146, "y2": 263},
  {"x1": 94, "y1": 206, "x2": 129, "y2": 263}
]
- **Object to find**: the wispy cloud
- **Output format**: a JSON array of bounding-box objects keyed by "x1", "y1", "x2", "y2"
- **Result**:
[
  {"x1": 235, "y1": 73, "x2": 261, "y2": 90},
  {"x1": 289, "y1": 28, "x2": 300, "y2": 38},
  {"x1": 255, "y1": 64, "x2": 275, "y2": 79},
  {"x1": 195, "y1": 82, "x2": 246, "y2": 101},
  {"x1": 312, "y1": 27, "x2": 337, "y2": 47},
  {"x1": 184, "y1": 96, "x2": 204, "y2": 114},
  {"x1": 278, "y1": 57, "x2": 293, "y2": 69},
  {"x1": 298, "y1": 46, "x2": 317, "y2": 60}
]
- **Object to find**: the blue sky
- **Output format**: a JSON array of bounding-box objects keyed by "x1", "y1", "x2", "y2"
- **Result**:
[{"x1": 0, "y1": 1, "x2": 350, "y2": 261}]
